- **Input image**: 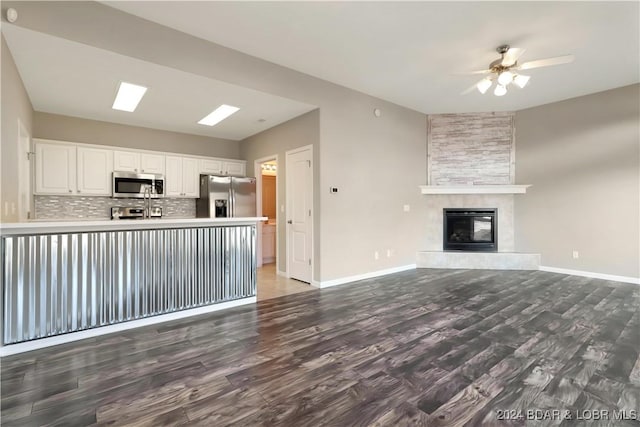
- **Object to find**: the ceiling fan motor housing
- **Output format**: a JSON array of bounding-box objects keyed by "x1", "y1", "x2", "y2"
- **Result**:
[{"x1": 497, "y1": 44, "x2": 510, "y2": 55}]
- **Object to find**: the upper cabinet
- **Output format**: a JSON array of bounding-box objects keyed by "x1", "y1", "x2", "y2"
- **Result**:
[
  {"x1": 140, "y1": 153, "x2": 165, "y2": 174},
  {"x1": 181, "y1": 158, "x2": 199, "y2": 197},
  {"x1": 114, "y1": 151, "x2": 165, "y2": 174},
  {"x1": 224, "y1": 161, "x2": 246, "y2": 177},
  {"x1": 77, "y1": 147, "x2": 112, "y2": 195},
  {"x1": 34, "y1": 139, "x2": 244, "y2": 199},
  {"x1": 166, "y1": 156, "x2": 199, "y2": 198},
  {"x1": 200, "y1": 159, "x2": 246, "y2": 176},
  {"x1": 35, "y1": 142, "x2": 77, "y2": 195},
  {"x1": 200, "y1": 158, "x2": 223, "y2": 175},
  {"x1": 35, "y1": 142, "x2": 112, "y2": 196},
  {"x1": 113, "y1": 151, "x2": 139, "y2": 173}
]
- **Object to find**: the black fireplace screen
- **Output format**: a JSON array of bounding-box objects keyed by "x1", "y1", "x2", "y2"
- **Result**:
[{"x1": 443, "y1": 209, "x2": 497, "y2": 252}]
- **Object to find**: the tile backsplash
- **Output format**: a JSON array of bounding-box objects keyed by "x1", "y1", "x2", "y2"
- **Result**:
[{"x1": 35, "y1": 196, "x2": 195, "y2": 220}]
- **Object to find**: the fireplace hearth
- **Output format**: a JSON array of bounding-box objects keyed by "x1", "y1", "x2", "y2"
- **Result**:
[{"x1": 443, "y1": 208, "x2": 497, "y2": 252}]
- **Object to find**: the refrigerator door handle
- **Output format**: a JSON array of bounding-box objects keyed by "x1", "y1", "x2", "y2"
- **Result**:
[{"x1": 229, "y1": 186, "x2": 234, "y2": 217}]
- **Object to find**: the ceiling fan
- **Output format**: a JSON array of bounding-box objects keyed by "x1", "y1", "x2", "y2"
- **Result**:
[{"x1": 462, "y1": 45, "x2": 574, "y2": 96}]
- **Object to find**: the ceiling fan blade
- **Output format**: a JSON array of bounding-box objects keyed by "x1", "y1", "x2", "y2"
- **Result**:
[
  {"x1": 518, "y1": 54, "x2": 575, "y2": 70},
  {"x1": 461, "y1": 78, "x2": 490, "y2": 95},
  {"x1": 455, "y1": 69, "x2": 492, "y2": 76},
  {"x1": 501, "y1": 47, "x2": 525, "y2": 66}
]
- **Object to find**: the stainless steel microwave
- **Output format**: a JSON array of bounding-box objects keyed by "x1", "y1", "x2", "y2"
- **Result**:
[{"x1": 112, "y1": 171, "x2": 164, "y2": 198}]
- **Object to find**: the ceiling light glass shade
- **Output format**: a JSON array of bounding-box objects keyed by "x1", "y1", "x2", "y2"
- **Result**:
[
  {"x1": 112, "y1": 82, "x2": 148, "y2": 112},
  {"x1": 476, "y1": 78, "x2": 492, "y2": 94},
  {"x1": 494, "y1": 84, "x2": 507, "y2": 96},
  {"x1": 497, "y1": 71, "x2": 514, "y2": 86},
  {"x1": 198, "y1": 104, "x2": 240, "y2": 126},
  {"x1": 513, "y1": 74, "x2": 531, "y2": 88}
]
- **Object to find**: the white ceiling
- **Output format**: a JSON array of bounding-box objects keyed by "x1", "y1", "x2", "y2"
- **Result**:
[
  {"x1": 2, "y1": 25, "x2": 316, "y2": 141},
  {"x1": 105, "y1": 1, "x2": 639, "y2": 113}
]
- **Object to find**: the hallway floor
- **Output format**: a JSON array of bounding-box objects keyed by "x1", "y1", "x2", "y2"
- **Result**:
[{"x1": 256, "y1": 263, "x2": 314, "y2": 301}]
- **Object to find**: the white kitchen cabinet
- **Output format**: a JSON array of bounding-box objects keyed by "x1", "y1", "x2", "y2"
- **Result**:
[
  {"x1": 262, "y1": 224, "x2": 276, "y2": 264},
  {"x1": 77, "y1": 147, "x2": 113, "y2": 195},
  {"x1": 166, "y1": 156, "x2": 199, "y2": 197},
  {"x1": 224, "y1": 161, "x2": 246, "y2": 176},
  {"x1": 114, "y1": 151, "x2": 165, "y2": 174},
  {"x1": 199, "y1": 158, "x2": 223, "y2": 174},
  {"x1": 35, "y1": 139, "x2": 241, "y2": 199},
  {"x1": 113, "y1": 151, "x2": 139, "y2": 173},
  {"x1": 140, "y1": 153, "x2": 165, "y2": 174},
  {"x1": 35, "y1": 142, "x2": 77, "y2": 195},
  {"x1": 182, "y1": 157, "x2": 199, "y2": 197}
]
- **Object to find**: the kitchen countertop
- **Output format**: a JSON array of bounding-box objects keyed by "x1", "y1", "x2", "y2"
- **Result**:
[{"x1": 0, "y1": 217, "x2": 268, "y2": 236}]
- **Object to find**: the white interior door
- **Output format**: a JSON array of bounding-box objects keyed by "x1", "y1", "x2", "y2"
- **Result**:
[
  {"x1": 18, "y1": 120, "x2": 32, "y2": 220},
  {"x1": 286, "y1": 146, "x2": 312, "y2": 283}
]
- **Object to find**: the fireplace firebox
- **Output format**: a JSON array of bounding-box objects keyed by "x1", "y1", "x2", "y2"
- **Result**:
[{"x1": 443, "y1": 208, "x2": 497, "y2": 252}]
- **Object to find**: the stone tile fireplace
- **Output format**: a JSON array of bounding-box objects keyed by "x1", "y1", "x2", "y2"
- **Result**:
[
  {"x1": 424, "y1": 194, "x2": 515, "y2": 252},
  {"x1": 418, "y1": 193, "x2": 539, "y2": 270},
  {"x1": 417, "y1": 112, "x2": 539, "y2": 270}
]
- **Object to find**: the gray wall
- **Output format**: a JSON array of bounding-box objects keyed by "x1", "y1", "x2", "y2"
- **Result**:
[
  {"x1": 34, "y1": 112, "x2": 240, "y2": 159},
  {"x1": 240, "y1": 110, "x2": 320, "y2": 276},
  {"x1": 6, "y1": 1, "x2": 429, "y2": 282},
  {"x1": 515, "y1": 84, "x2": 640, "y2": 278},
  {"x1": 1, "y1": 35, "x2": 33, "y2": 222}
]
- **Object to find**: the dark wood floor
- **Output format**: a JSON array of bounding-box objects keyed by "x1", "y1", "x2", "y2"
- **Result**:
[{"x1": 1, "y1": 269, "x2": 639, "y2": 426}]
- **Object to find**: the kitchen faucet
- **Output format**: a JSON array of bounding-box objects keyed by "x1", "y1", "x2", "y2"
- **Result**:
[{"x1": 143, "y1": 184, "x2": 155, "y2": 219}]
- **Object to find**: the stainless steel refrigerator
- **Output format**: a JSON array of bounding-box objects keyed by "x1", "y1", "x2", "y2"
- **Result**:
[{"x1": 196, "y1": 175, "x2": 257, "y2": 218}]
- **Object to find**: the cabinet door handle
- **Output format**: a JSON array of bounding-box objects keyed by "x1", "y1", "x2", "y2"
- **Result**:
[
  {"x1": 134, "y1": 168, "x2": 138, "y2": 172},
  {"x1": 287, "y1": 220, "x2": 292, "y2": 224},
  {"x1": 68, "y1": 189, "x2": 72, "y2": 193}
]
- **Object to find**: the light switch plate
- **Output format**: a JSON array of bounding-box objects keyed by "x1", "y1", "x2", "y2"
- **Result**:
[{"x1": 403, "y1": 204, "x2": 410, "y2": 212}]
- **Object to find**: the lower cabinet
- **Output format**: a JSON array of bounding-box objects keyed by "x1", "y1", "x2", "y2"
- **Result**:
[{"x1": 262, "y1": 223, "x2": 276, "y2": 264}]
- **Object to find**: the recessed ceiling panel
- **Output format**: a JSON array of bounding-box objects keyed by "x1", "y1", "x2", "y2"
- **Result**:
[{"x1": 3, "y1": 24, "x2": 317, "y2": 140}]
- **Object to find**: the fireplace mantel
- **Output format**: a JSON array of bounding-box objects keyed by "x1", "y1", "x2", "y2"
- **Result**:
[{"x1": 419, "y1": 185, "x2": 531, "y2": 195}]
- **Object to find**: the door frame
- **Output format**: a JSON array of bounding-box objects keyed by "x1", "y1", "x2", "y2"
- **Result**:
[
  {"x1": 285, "y1": 145, "x2": 314, "y2": 282},
  {"x1": 254, "y1": 154, "x2": 279, "y2": 271},
  {"x1": 17, "y1": 119, "x2": 33, "y2": 221}
]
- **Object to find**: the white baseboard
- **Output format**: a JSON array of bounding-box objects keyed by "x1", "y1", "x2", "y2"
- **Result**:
[
  {"x1": 539, "y1": 266, "x2": 640, "y2": 285},
  {"x1": 0, "y1": 297, "x2": 256, "y2": 357},
  {"x1": 316, "y1": 264, "x2": 417, "y2": 289}
]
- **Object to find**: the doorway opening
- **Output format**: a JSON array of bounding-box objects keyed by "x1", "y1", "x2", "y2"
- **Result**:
[
  {"x1": 261, "y1": 160, "x2": 278, "y2": 265},
  {"x1": 255, "y1": 155, "x2": 312, "y2": 301}
]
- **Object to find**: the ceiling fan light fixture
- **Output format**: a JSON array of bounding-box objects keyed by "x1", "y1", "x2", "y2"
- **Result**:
[
  {"x1": 497, "y1": 71, "x2": 514, "y2": 86},
  {"x1": 494, "y1": 84, "x2": 507, "y2": 97},
  {"x1": 476, "y1": 78, "x2": 492, "y2": 94},
  {"x1": 513, "y1": 74, "x2": 531, "y2": 88}
]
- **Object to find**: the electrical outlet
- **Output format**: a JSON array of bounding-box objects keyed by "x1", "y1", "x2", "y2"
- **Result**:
[
  {"x1": 386, "y1": 249, "x2": 392, "y2": 258},
  {"x1": 11, "y1": 203, "x2": 16, "y2": 214},
  {"x1": 403, "y1": 204, "x2": 410, "y2": 212},
  {"x1": 280, "y1": 205, "x2": 285, "y2": 213},
  {"x1": 572, "y1": 250, "x2": 579, "y2": 259},
  {"x1": 374, "y1": 251, "x2": 379, "y2": 260}
]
